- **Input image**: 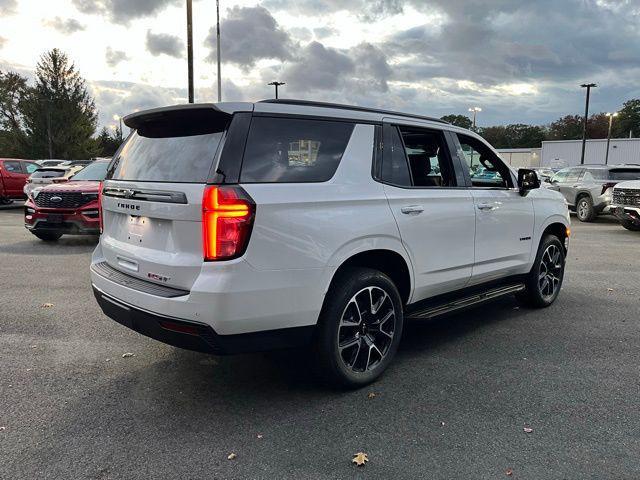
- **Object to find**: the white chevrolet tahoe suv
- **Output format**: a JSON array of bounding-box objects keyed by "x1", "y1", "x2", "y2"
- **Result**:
[{"x1": 91, "y1": 100, "x2": 570, "y2": 387}]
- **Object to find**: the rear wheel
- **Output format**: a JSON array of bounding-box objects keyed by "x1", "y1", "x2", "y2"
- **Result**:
[
  {"x1": 0, "y1": 197, "x2": 13, "y2": 205},
  {"x1": 32, "y1": 231, "x2": 63, "y2": 242},
  {"x1": 517, "y1": 235, "x2": 565, "y2": 308},
  {"x1": 576, "y1": 196, "x2": 596, "y2": 222},
  {"x1": 314, "y1": 267, "x2": 404, "y2": 388},
  {"x1": 621, "y1": 219, "x2": 640, "y2": 231}
]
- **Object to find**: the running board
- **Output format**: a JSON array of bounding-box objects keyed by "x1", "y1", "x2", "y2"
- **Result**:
[{"x1": 405, "y1": 283, "x2": 525, "y2": 320}]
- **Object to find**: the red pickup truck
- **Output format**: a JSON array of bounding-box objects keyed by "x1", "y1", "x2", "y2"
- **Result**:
[
  {"x1": 24, "y1": 159, "x2": 109, "y2": 241},
  {"x1": 0, "y1": 158, "x2": 39, "y2": 204}
]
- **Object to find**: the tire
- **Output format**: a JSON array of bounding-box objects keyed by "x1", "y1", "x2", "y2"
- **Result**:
[
  {"x1": 575, "y1": 196, "x2": 596, "y2": 222},
  {"x1": 314, "y1": 267, "x2": 404, "y2": 388},
  {"x1": 32, "y1": 231, "x2": 63, "y2": 242},
  {"x1": 621, "y1": 219, "x2": 640, "y2": 231},
  {"x1": 517, "y1": 235, "x2": 565, "y2": 308},
  {"x1": 0, "y1": 197, "x2": 13, "y2": 205}
]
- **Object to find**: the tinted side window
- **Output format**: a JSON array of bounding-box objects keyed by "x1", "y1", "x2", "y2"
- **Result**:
[
  {"x1": 241, "y1": 117, "x2": 354, "y2": 183},
  {"x1": 399, "y1": 127, "x2": 456, "y2": 187},
  {"x1": 566, "y1": 169, "x2": 582, "y2": 183},
  {"x1": 381, "y1": 126, "x2": 411, "y2": 186},
  {"x1": 3, "y1": 161, "x2": 22, "y2": 173},
  {"x1": 552, "y1": 169, "x2": 569, "y2": 183},
  {"x1": 24, "y1": 162, "x2": 39, "y2": 174}
]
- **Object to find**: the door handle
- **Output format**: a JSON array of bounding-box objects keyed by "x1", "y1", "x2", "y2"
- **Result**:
[
  {"x1": 401, "y1": 205, "x2": 424, "y2": 215},
  {"x1": 477, "y1": 203, "x2": 497, "y2": 211}
]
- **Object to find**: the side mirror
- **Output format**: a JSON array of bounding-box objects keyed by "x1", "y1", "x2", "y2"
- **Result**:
[{"x1": 518, "y1": 169, "x2": 540, "y2": 195}]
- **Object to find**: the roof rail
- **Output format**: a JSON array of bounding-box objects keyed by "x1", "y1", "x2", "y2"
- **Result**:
[{"x1": 259, "y1": 99, "x2": 449, "y2": 125}]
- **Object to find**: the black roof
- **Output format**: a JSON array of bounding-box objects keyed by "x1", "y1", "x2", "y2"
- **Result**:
[{"x1": 259, "y1": 99, "x2": 449, "y2": 125}]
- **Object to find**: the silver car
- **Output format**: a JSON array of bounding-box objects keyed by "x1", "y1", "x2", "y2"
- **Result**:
[{"x1": 549, "y1": 165, "x2": 640, "y2": 222}]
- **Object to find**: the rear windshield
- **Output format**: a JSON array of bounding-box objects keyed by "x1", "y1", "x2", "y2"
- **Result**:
[
  {"x1": 70, "y1": 162, "x2": 109, "y2": 181},
  {"x1": 108, "y1": 131, "x2": 223, "y2": 183},
  {"x1": 31, "y1": 169, "x2": 66, "y2": 179},
  {"x1": 240, "y1": 117, "x2": 355, "y2": 183},
  {"x1": 609, "y1": 169, "x2": 640, "y2": 181}
]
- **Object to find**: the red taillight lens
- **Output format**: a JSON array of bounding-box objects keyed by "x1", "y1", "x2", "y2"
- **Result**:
[
  {"x1": 202, "y1": 186, "x2": 255, "y2": 261},
  {"x1": 601, "y1": 182, "x2": 617, "y2": 195},
  {"x1": 98, "y1": 182, "x2": 104, "y2": 234}
]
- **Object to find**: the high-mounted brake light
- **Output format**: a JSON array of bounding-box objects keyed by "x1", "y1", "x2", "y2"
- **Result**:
[
  {"x1": 98, "y1": 181, "x2": 104, "y2": 234},
  {"x1": 202, "y1": 186, "x2": 255, "y2": 261}
]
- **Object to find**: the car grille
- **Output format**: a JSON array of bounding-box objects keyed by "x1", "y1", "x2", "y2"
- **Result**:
[
  {"x1": 34, "y1": 191, "x2": 94, "y2": 209},
  {"x1": 613, "y1": 188, "x2": 640, "y2": 207}
]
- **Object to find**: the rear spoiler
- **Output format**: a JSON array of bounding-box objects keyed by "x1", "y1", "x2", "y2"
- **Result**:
[{"x1": 123, "y1": 103, "x2": 253, "y2": 138}]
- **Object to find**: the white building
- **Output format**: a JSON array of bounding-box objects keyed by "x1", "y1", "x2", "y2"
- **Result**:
[
  {"x1": 496, "y1": 148, "x2": 541, "y2": 168},
  {"x1": 541, "y1": 138, "x2": 640, "y2": 168}
]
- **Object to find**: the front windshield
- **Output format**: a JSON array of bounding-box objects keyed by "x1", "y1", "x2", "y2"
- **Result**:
[{"x1": 70, "y1": 162, "x2": 109, "y2": 181}]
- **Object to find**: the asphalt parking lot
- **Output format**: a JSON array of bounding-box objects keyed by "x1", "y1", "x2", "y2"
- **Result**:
[{"x1": 1, "y1": 205, "x2": 639, "y2": 480}]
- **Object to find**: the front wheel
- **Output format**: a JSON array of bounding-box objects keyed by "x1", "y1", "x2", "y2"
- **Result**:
[
  {"x1": 314, "y1": 267, "x2": 404, "y2": 388},
  {"x1": 31, "y1": 231, "x2": 63, "y2": 242},
  {"x1": 621, "y1": 219, "x2": 640, "y2": 231},
  {"x1": 517, "y1": 235, "x2": 566, "y2": 308}
]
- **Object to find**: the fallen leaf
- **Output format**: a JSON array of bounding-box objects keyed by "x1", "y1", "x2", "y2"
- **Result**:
[
  {"x1": 40, "y1": 303, "x2": 54, "y2": 308},
  {"x1": 367, "y1": 392, "x2": 376, "y2": 399},
  {"x1": 352, "y1": 452, "x2": 368, "y2": 467},
  {"x1": 0, "y1": 427, "x2": 5, "y2": 431},
  {"x1": 506, "y1": 468, "x2": 513, "y2": 476},
  {"x1": 122, "y1": 353, "x2": 135, "y2": 358},
  {"x1": 227, "y1": 453, "x2": 237, "y2": 460},
  {"x1": 523, "y1": 427, "x2": 533, "y2": 433},
  {"x1": 440, "y1": 421, "x2": 445, "y2": 426},
  {"x1": 257, "y1": 434, "x2": 263, "y2": 439},
  {"x1": 607, "y1": 288, "x2": 614, "y2": 292},
  {"x1": 30, "y1": 345, "x2": 37, "y2": 349}
]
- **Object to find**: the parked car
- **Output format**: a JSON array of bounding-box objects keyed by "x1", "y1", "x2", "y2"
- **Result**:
[
  {"x1": 548, "y1": 165, "x2": 640, "y2": 222},
  {"x1": 611, "y1": 180, "x2": 640, "y2": 231},
  {"x1": 90, "y1": 100, "x2": 570, "y2": 387},
  {"x1": 532, "y1": 167, "x2": 556, "y2": 183},
  {"x1": 24, "y1": 159, "x2": 109, "y2": 241},
  {"x1": 24, "y1": 165, "x2": 84, "y2": 197},
  {"x1": 0, "y1": 158, "x2": 39, "y2": 204}
]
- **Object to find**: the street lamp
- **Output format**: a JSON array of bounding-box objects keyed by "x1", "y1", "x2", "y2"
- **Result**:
[
  {"x1": 605, "y1": 112, "x2": 618, "y2": 165},
  {"x1": 468, "y1": 107, "x2": 482, "y2": 130},
  {"x1": 216, "y1": 0, "x2": 222, "y2": 102},
  {"x1": 580, "y1": 83, "x2": 597, "y2": 165},
  {"x1": 186, "y1": 0, "x2": 194, "y2": 103},
  {"x1": 112, "y1": 114, "x2": 123, "y2": 142},
  {"x1": 268, "y1": 81, "x2": 285, "y2": 99}
]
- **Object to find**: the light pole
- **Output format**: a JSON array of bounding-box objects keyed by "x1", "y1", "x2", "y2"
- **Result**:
[
  {"x1": 186, "y1": 0, "x2": 194, "y2": 103},
  {"x1": 580, "y1": 83, "x2": 597, "y2": 165},
  {"x1": 468, "y1": 107, "x2": 482, "y2": 131},
  {"x1": 113, "y1": 114, "x2": 123, "y2": 142},
  {"x1": 268, "y1": 81, "x2": 285, "y2": 99},
  {"x1": 216, "y1": 0, "x2": 222, "y2": 102},
  {"x1": 605, "y1": 112, "x2": 618, "y2": 165}
]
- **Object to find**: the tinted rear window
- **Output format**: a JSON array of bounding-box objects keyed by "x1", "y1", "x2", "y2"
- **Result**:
[
  {"x1": 108, "y1": 131, "x2": 223, "y2": 183},
  {"x1": 31, "y1": 169, "x2": 66, "y2": 179},
  {"x1": 609, "y1": 169, "x2": 640, "y2": 181},
  {"x1": 240, "y1": 117, "x2": 355, "y2": 183}
]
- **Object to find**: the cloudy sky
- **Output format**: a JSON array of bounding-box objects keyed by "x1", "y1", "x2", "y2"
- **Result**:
[{"x1": 1, "y1": 0, "x2": 639, "y2": 130}]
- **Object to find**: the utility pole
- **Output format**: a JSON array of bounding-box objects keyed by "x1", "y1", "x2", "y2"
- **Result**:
[
  {"x1": 216, "y1": 0, "x2": 222, "y2": 102},
  {"x1": 605, "y1": 112, "x2": 618, "y2": 165},
  {"x1": 268, "y1": 81, "x2": 285, "y2": 99},
  {"x1": 186, "y1": 0, "x2": 194, "y2": 103},
  {"x1": 580, "y1": 83, "x2": 597, "y2": 164}
]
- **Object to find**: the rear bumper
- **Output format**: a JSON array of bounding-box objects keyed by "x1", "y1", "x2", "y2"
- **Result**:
[{"x1": 93, "y1": 285, "x2": 314, "y2": 354}]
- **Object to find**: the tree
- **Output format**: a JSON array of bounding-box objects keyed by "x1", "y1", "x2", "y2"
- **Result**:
[
  {"x1": 480, "y1": 124, "x2": 546, "y2": 148},
  {"x1": 547, "y1": 115, "x2": 584, "y2": 140},
  {"x1": 0, "y1": 71, "x2": 29, "y2": 156},
  {"x1": 613, "y1": 99, "x2": 640, "y2": 138},
  {"x1": 440, "y1": 114, "x2": 473, "y2": 129},
  {"x1": 19, "y1": 49, "x2": 99, "y2": 159},
  {"x1": 96, "y1": 126, "x2": 122, "y2": 157}
]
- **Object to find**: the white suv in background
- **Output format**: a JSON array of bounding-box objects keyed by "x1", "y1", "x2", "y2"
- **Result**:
[{"x1": 91, "y1": 100, "x2": 570, "y2": 387}]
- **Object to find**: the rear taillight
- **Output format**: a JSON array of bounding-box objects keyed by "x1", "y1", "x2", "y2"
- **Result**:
[
  {"x1": 202, "y1": 186, "x2": 255, "y2": 261},
  {"x1": 52, "y1": 178, "x2": 67, "y2": 183},
  {"x1": 601, "y1": 182, "x2": 617, "y2": 195},
  {"x1": 98, "y1": 182, "x2": 103, "y2": 234}
]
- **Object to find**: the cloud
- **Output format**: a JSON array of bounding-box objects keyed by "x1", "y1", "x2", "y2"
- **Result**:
[
  {"x1": 0, "y1": 0, "x2": 16, "y2": 15},
  {"x1": 282, "y1": 41, "x2": 354, "y2": 91},
  {"x1": 71, "y1": 0, "x2": 181, "y2": 24},
  {"x1": 204, "y1": 6, "x2": 294, "y2": 67},
  {"x1": 0, "y1": 37, "x2": 6, "y2": 49},
  {"x1": 44, "y1": 17, "x2": 86, "y2": 34},
  {"x1": 105, "y1": 47, "x2": 129, "y2": 67},
  {"x1": 145, "y1": 30, "x2": 184, "y2": 58}
]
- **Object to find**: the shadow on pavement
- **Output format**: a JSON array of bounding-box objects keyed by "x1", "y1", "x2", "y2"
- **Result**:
[{"x1": 0, "y1": 235, "x2": 99, "y2": 255}]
